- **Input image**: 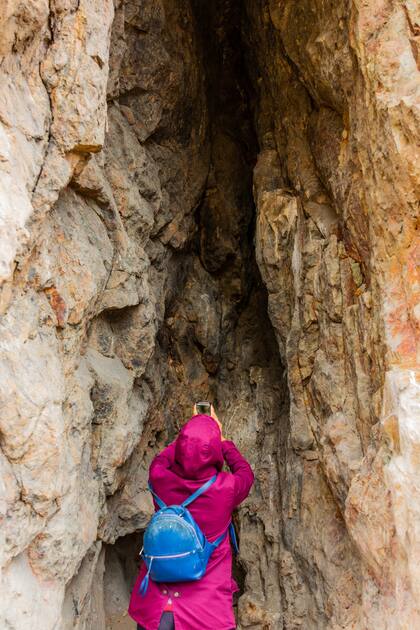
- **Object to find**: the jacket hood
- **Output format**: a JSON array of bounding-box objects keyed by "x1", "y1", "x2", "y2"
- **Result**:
[{"x1": 171, "y1": 414, "x2": 224, "y2": 480}]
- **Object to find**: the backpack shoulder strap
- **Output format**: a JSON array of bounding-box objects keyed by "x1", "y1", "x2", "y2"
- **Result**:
[
  {"x1": 229, "y1": 521, "x2": 239, "y2": 554},
  {"x1": 181, "y1": 474, "x2": 217, "y2": 508},
  {"x1": 148, "y1": 481, "x2": 167, "y2": 509},
  {"x1": 210, "y1": 521, "x2": 239, "y2": 552}
]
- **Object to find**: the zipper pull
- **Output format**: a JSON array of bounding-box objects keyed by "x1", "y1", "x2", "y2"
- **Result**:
[{"x1": 138, "y1": 556, "x2": 153, "y2": 597}]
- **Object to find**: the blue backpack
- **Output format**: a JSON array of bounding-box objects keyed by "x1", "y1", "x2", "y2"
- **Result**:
[{"x1": 138, "y1": 474, "x2": 238, "y2": 596}]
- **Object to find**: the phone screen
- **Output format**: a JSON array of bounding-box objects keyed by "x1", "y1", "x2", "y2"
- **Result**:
[{"x1": 196, "y1": 401, "x2": 211, "y2": 415}]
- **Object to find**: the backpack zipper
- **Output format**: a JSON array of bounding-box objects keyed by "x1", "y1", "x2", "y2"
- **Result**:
[{"x1": 142, "y1": 550, "x2": 195, "y2": 560}]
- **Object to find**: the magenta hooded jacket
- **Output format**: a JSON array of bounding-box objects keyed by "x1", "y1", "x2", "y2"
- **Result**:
[{"x1": 128, "y1": 414, "x2": 254, "y2": 630}]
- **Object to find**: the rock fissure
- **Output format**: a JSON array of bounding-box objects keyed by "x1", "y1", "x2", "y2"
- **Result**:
[{"x1": 0, "y1": 0, "x2": 419, "y2": 629}]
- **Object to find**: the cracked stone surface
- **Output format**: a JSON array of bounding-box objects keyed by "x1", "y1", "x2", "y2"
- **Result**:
[{"x1": 0, "y1": 0, "x2": 419, "y2": 628}]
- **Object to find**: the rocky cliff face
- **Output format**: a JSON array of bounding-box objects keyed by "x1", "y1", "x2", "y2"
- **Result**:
[{"x1": 0, "y1": 1, "x2": 418, "y2": 628}]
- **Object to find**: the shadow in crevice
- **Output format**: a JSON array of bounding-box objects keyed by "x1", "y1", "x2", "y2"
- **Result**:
[
  {"x1": 103, "y1": 1, "x2": 289, "y2": 627},
  {"x1": 104, "y1": 533, "x2": 143, "y2": 629}
]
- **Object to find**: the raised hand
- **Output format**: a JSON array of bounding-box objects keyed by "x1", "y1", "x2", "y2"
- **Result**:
[{"x1": 210, "y1": 404, "x2": 225, "y2": 441}]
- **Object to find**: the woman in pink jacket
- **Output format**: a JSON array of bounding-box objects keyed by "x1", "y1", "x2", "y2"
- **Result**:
[{"x1": 128, "y1": 405, "x2": 254, "y2": 630}]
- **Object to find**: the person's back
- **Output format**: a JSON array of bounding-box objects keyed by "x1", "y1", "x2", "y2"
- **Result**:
[{"x1": 128, "y1": 406, "x2": 254, "y2": 630}]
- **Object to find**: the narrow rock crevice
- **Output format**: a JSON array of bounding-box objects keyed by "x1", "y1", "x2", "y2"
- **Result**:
[
  {"x1": 0, "y1": 1, "x2": 418, "y2": 629},
  {"x1": 100, "y1": 3, "x2": 291, "y2": 626}
]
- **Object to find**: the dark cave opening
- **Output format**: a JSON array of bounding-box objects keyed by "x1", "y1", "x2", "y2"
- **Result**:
[
  {"x1": 104, "y1": 533, "x2": 143, "y2": 629},
  {"x1": 3, "y1": 0, "x2": 405, "y2": 625},
  {"x1": 104, "y1": 1, "x2": 290, "y2": 627}
]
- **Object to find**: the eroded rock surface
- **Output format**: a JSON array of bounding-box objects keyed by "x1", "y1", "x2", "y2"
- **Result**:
[
  {"x1": 245, "y1": 1, "x2": 419, "y2": 626},
  {"x1": 0, "y1": 0, "x2": 418, "y2": 629}
]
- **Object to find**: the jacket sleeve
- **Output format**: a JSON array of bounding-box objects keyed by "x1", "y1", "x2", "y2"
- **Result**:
[
  {"x1": 222, "y1": 440, "x2": 254, "y2": 508},
  {"x1": 149, "y1": 440, "x2": 177, "y2": 483}
]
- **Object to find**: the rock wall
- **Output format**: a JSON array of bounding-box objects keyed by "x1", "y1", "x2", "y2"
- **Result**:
[
  {"x1": 244, "y1": 1, "x2": 419, "y2": 627},
  {"x1": 1, "y1": 1, "x2": 209, "y2": 626},
  {"x1": 0, "y1": 1, "x2": 419, "y2": 629}
]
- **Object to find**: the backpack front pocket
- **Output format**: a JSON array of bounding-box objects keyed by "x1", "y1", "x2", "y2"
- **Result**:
[{"x1": 146, "y1": 550, "x2": 205, "y2": 582}]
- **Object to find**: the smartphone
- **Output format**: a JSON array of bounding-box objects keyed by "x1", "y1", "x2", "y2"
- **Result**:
[{"x1": 196, "y1": 401, "x2": 211, "y2": 415}]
